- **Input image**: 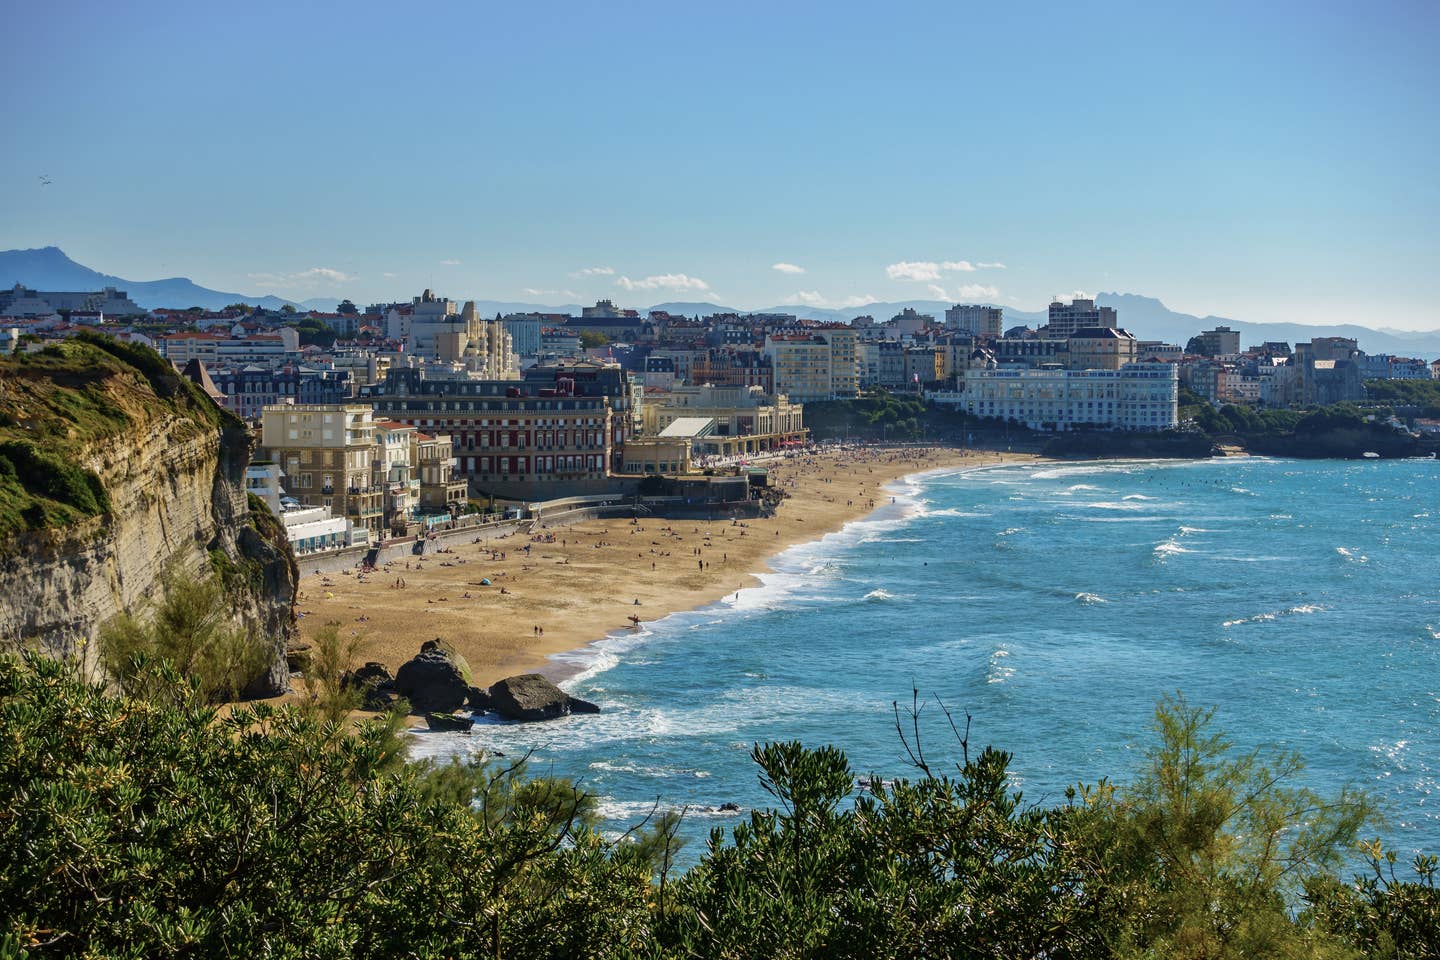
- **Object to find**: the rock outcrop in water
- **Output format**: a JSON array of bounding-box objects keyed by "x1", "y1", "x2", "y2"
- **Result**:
[{"x1": 0, "y1": 335, "x2": 296, "y2": 695}]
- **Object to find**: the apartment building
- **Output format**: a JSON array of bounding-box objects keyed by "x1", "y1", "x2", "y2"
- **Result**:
[
  {"x1": 857, "y1": 339, "x2": 905, "y2": 390},
  {"x1": 764, "y1": 334, "x2": 832, "y2": 402},
  {"x1": 1043, "y1": 297, "x2": 1117, "y2": 337},
  {"x1": 944, "y1": 304, "x2": 1003, "y2": 338},
  {"x1": 1066, "y1": 327, "x2": 1138, "y2": 371},
  {"x1": 258, "y1": 404, "x2": 386, "y2": 536},
  {"x1": 962, "y1": 362, "x2": 1178, "y2": 432}
]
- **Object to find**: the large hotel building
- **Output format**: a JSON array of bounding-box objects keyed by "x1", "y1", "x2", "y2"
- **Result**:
[
  {"x1": 962, "y1": 362, "x2": 1178, "y2": 432},
  {"x1": 366, "y1": 361, "x2": 635, "y2": 498}
]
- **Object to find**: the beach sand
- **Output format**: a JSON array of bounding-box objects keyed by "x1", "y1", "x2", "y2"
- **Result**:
[{"x1": 295, "y1": 446, "x2": 1040, "y2": 689}]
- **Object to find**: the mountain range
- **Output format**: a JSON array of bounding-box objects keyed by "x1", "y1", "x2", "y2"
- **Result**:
[
  {"x1": 3, "y1": 246, "x2": 1438, "y2": 358},
  {"x1": 0, "y1": 247, "x2": 338, "y2": 313}
]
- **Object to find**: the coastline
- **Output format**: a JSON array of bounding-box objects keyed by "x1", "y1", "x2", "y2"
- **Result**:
[{"x1": 294, "y1": 446, "x2": 1044, "y2": 691}]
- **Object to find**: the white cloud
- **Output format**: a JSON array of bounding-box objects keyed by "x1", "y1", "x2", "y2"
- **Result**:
[
  {"x1": 615, "y1": 273, "x2": 711, "y2": 292},
  {"x1": 924, "y1": 283, "x2": 1001, "y2": 301},
  {"x1": 569, "y1": 266, "x2": 615, "y2": 278},
  {"x1": 886, "y1": 261, "x2": 943, "y2": 282},
  {"x1": 771, "y1": 262, "x2": 805, "y2": 274},
  {"x1": 247, "y1": 267, "x2": 354, "y2": 289},
  {"x1": 887, "y1": 259, "x2": 1005, "y2": 281},
  {"x1": 1058, "y1": 289, "x2": 1093, "y2": 302},
  {"x1": 382, "y1": 271, "x2": 398, "y2": 278},
  {"x1": 522, "y1": 288, "x2": 580, "y2": 299},
  {"x1": 782, "y1": 291, "x2": 876, "y2": 310},
  {"x1": 439, "y1": 258, "x2": 461, "y2": 266}
]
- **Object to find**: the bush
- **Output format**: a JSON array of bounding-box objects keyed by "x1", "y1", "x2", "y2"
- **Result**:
[{"x1": 100, "y1": 563, "x2": 266, "y2": 702}]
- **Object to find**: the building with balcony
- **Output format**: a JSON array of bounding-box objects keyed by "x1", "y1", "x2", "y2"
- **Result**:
[
  {"x1": 1043, "y1": 297, "x2": 1117, "y2": 337},
  {"x1": 413, "y1": 432, "x2": 469, "y2": 514},
  {"x1": 257, "y1": 404, "x2": 387, "y2": 536},
  {"x1": 944, "y1": 304, "x2": 1003, "y2": 338},
  {"x1": 961, "y1": 362, "x2": 1178, "y2": 432},
  {"x1": 366, "y1": 365, "x2": 624, "y2": 499},
  {"x1": 1067, "y1": 327, "x2": 1139, "y2": 371},
  {"x1": 244, "y1": 462, "x2": 365, "y2": 552},
  {"x1": 764, "y1": 334, "x2": 832, "y2": 402}
]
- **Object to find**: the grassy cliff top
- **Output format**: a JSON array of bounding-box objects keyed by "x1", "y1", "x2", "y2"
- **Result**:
[{"x1": 0, "y1": 333, "x2": 242, "y2": 542}]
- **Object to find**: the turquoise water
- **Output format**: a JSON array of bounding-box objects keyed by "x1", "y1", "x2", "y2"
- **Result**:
[{"x1": 412, "y1": 457, "x2": 1440, "y2": 863}]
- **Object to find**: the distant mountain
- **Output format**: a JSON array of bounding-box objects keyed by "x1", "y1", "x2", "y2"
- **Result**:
[
  {"x1": 1095, "y1": 293, "x2": 1440, "y2": 359},
  {"x1": 299, "y1": 297, "x2": 343, "y2": 312},
  {"x1": 0, "y1": 247, "x2": 301, "y2": 312},
  {"x1": 4, "y1": 247, "x2": 1436, "y2": 357}
]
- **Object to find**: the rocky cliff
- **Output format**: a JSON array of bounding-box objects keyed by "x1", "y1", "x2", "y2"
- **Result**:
[{"x1": 0, "y1": 334, "x2": 296, "y2": 695}]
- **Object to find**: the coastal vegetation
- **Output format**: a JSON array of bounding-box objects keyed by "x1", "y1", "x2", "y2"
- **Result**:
[
  {"x1": 99, "y1": 565, "x2": 268, "y2": 704},
  {"x1": 805, "y1": 392, "x2": 974, "y2": 442},
  {"x1": 1, "y1": 655, "x2": 1435, "y2": 959},
  {"x1": 0, "y1": 332, "x2": 237, "y2": 542},
  {"x1": 1362, "y1": 379, "x2": 1440, "y2": 417}
]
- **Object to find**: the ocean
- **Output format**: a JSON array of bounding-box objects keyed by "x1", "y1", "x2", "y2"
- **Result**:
[{"x1": 410, "y1": 457, "x2": 1440, "y2": 865}]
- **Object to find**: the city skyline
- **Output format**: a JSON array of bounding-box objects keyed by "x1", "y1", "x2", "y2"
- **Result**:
[{"x1": 2, "y1": 0, "x2": 1437, "y2": 330}]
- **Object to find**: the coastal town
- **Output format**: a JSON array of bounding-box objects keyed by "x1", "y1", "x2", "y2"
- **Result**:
[
  {"x1": 5, "y1": 0, "x2": 1440, "y2": 953},
  {"x1": 4, "y1": 279, "x2": 1437, "y2": 549},
  {"x1": 5, "y1": 276, "x2": 1437, "y2": 690}
]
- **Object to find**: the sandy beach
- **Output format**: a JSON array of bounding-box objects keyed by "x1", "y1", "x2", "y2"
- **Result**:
[{"x1": 295, "y1": 446, "x2": 1042, "y2": 688}]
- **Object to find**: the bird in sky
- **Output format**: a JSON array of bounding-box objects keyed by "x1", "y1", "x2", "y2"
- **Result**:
[{"x1": 38, "y1": 176, "x2": 52, "y2": 186}]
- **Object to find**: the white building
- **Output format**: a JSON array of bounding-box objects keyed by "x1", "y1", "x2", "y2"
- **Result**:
[
  {"x1": 944, "y1": 304, "x2": 1003, "y2": 338},
  {"x1": 961, "y1": 362, "x2": 1177, "y2": 431},
  {"x1": 501, "y1": 313, "x2": 543, "y2": 358},
  {"x1": 244, "y1": 463, "x2": 363, "y2": 553}
]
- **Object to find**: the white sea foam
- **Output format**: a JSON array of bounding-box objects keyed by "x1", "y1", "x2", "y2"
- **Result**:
[
  {"x1": 863, "y1": 588, "x2": 898, "y2": 602},
  {"x1": 588, "y1": 759, "x2": 711, "y2": 779},
  {"x1": 1336, "y1": 546, "x2": 1369, "y2": 563},
  {"x1": 1074, "y1": 592, "x2": 1107, "y2": 604},
  {"x1": 1086, "y1": 501, "x2": 1149, "y2": 511},
  {"x1": 986, "y1": 645, "x2": 1015, "y2": 684},
  {"x1": 1222, "y1": 604, "x2": 1327, "y2": 628},
  {"x1": 1122, "y1": 494, "x2": 1157, "y2": 501},
  {"x1": 593, "y1": 798, "x2": 741, "y2": 822},
  {"x1": 1153, "y1": 538, "x2": 1193, "y2": 558}
]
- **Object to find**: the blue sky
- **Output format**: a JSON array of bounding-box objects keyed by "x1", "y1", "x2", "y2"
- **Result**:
[{"x1": 2, "y1": 0, "x2": 1437, "y2": 328}]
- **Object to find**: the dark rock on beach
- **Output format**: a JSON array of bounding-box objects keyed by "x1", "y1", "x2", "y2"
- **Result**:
[
  {"x1": 425, "y1": 712, "x2": 475, "y2": 732},
  {"x1": 343, "y1": 661, "x2": 397, "y2": 710},
  {"x1": 394, "y1": 639, "x2": 473, "y2": 714},
  {"x1": 482, "y1": 673, "x2": 599, "y2": 722}
]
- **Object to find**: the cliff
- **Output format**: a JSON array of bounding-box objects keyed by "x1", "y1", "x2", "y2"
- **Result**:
[{"x1": 0, "y1": 334, "x2": 296, "y2": 695}]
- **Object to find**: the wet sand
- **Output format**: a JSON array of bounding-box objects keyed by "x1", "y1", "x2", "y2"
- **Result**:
[{"x1": 296, "y1": 446, "x2": 1042, "y2": 688}]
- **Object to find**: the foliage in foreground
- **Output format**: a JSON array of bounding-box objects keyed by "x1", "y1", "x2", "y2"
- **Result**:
[{"x1": 0, "y1": 657, "x2": 1436, "y2": 959}]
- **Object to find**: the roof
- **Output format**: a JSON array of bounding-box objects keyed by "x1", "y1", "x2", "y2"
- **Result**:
[
  {"x1": 658, "y1": 417, "x2": 717, "y2": 439},
  {"x1": 179, "y1": 359, "x2": 226, "y2": 403}
]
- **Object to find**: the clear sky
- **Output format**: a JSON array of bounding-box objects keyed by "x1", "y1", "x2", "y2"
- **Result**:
[{"x1": 2, "y1": 0, "x2": 1436, "y2": 328}]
